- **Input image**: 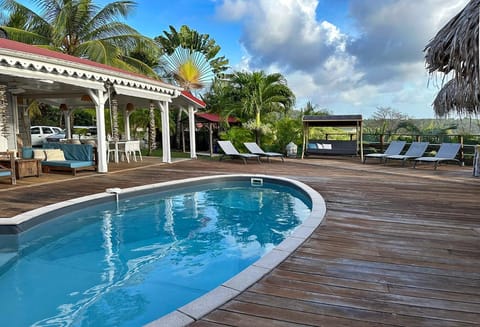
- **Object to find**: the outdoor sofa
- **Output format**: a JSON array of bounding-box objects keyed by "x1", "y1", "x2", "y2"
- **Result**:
[
  {"x1": 22, "y1": 143, "x2": 96, "y2": 176},
  {"x1": 305, "y1": 140, "x2": 358, "y2": 156}
]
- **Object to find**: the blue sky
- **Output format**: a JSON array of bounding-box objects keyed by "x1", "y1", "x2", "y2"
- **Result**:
[{"x1": 19, "y1": 0, "x2": 471, "y2": 118}]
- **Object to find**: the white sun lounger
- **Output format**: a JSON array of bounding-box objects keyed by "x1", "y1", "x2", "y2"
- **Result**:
[
  {"x1": 363, "y1": 140, "x2": 406, "y2": 163},
  {"x1": 217, "y1": 140, "x2": 260, "y2": 164},
  {"x1": 413, "y1": 143, "x2": 461, "y2": 169},
  {"x1": 244, "y1": 142, "x2": 284, "y2": 162},
  {"x1": 384, "y1": 142, "x2": 429, "y2": 166}
]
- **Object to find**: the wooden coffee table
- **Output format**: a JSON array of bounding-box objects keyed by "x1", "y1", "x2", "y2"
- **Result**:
[{"x1": 0, "y1": 158, "x2": 42, "y2": 179}]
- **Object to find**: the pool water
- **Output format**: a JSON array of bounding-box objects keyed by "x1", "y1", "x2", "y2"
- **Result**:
[{"x1": 0, "y1": 181, "x2": 311, "y2": 327}]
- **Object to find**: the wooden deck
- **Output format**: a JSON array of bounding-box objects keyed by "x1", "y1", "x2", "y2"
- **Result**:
[{"x1": 1, "y1": 156, "x2": 479, "y2": 326}]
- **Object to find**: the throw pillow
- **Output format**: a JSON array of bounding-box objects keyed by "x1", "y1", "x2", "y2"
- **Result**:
[
  {"x1": 33, "y1": 149, "x2": 46, "y2": 161},
  {"x1": 44, "y1": 149, "x2": 66, "y2": 161},
  {"x1": 22, "y1": 147, "x2": 33, "y2": 159}
]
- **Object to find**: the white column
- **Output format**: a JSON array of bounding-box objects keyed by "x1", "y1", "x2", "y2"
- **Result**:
[
  {"x1": 124, "y1": 108, "x2": 131, "y2": 140},
  {"x1": 188, "y1": 105, "x2": 197, "y2": 159},
  {"x1": 158, "y1": 101, "x2": 171, "y2": 163},
  {"x1": 89, "y1": 88, "x2": 108, "y2": 173},
  {"x1": 65, "y1": 110, "x2": 72, "y2": 139}
]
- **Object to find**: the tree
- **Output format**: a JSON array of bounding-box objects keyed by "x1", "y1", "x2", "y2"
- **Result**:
[
  {"x1": 368, "y1": 106, "x2": 409, "y2": 136},
  {"x1": 155, "y1": 25, "x2": 229, "y2": 148},
  {"x1": 0, "y1": 0, "x2": 160, "y2": 76},
  {"x1": 301, "y1": 101, "x2": 331, "y2": 116},
  {"x1": 227, "y1": 71, "x2": 295, "y2": 144}
]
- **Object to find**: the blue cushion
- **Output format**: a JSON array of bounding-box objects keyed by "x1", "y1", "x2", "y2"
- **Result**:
[
  {"x1": 43, "y1": 143, "x2": 94, "y2": 161},
  {"x1": 22, "y1": 147, "x2": 34, "y2": 159},
  {"x1": 42, "y1": 160, "x2": 95, "y2": 168},
  {"x1": 0, "y1": 170, "x2": 12, "y2": 177}
]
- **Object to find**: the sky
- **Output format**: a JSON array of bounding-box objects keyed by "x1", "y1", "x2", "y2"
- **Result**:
[{"x1": 21, "y1": 0, "x2": 472, "y2": 119}]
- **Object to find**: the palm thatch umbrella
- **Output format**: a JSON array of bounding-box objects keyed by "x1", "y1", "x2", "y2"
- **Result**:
[
  {"x1": 424, "y1": 0, "x2": 480, "y2": 115},
  {"x1": 433, "y1": 78, "x2": 480, "y2": 116}
]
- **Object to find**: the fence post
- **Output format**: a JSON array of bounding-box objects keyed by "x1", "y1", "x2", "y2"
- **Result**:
[{"x1": 459, "y1": 135, "x2": 465, "y2": 166}]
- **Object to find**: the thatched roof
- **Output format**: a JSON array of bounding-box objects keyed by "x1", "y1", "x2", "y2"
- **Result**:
[
  {"x1": 433, "y1": 78, "x2": 479, "y2": 116},
  {"x1": 424, "y1": 0, "x2": 480, "y2": 115}
]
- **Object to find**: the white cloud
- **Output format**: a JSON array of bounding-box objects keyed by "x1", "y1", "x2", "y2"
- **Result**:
[{"x1": 216, "y1": 0, "x2": 470, "y2": 118}]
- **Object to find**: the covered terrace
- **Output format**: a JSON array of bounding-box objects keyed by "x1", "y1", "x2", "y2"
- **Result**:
[{"x1": 0, "y1": 37, "x2": 205, "y2": 172}]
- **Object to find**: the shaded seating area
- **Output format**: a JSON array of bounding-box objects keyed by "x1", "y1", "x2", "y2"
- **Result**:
[
  {"x1": 217, "y1": 141, "x2": 260, "y2": 164},
  {"x1": 0, "y1": 151, "x2": 16, "y2": 184},
  {"x1": 384, "y1": 142, "x2": 429, "y2": 166},
  {"x1": 244, "y1": 142, "x2": 284, "y2": 162},
  {"x1": 302, "y1": 115, "x2": 364, "y2": 160},
  {"x1": 363, "y1": 140, "x2": 406, "y2": 163},
  {"x1": 413, "y1": 143, "x2": 462, "y2": 169},
  {"x1": 39, "y1": 143, "x2": 97, "y2": 175}
]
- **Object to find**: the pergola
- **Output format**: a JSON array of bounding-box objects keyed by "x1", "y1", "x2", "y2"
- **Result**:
[
  {"x1": 302, "y1": 115, "x2": 364, "y2": 161},
  {"x1": 0, "y1": 37, "x2": 205, "y2": 172},
  {"x1": 186, "y1": 113, "x2": 239, "y2": 156}
]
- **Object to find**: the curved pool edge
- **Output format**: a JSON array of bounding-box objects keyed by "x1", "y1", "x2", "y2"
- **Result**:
[
  {"x1": 0, "y1": 174, "x2": 326, "y2": 327},
  {"x1": 143, "y1": 174, "x2": 327, "y2": 327}
]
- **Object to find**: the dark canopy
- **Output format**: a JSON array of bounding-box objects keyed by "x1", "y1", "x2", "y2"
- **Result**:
[{"x1": 302, "y1": 115, "x2": 363, "y2": 127}]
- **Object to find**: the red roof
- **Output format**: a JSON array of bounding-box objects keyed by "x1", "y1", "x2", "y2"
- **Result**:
[
  {"x1": 181, "y1": 90, "x2": 206, "y2": 108},
  {"x1": 196, "y1": 112, "x2": 238, "y2": 123},
  {"x1": 0, "y1": 38, "x2": 148, "y2": 79},
  {"x1": 0, "y1": 38, "x2": 206, "y2": 106}
]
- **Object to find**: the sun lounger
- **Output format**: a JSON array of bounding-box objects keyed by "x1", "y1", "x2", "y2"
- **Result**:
[
  {"x1": 363, "y1": 141, "x2": 406, "y2": 163},
  {"x1": 217, "y1": 141, "x2": 260, "y2": 164},
  {"x1": 384, "y1": 142, "x2": 429, "y2": 166},
  {"x1": 413, "y1": 143, "x2": 461, "y2": 169},
  {"x1": 244, "y1": 142, "x2": 284, "y2": 162}
]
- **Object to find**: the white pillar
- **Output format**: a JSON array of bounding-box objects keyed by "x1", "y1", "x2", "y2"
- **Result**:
[
  {"x1": 188, "y1": 105, "x2": 197, "y2": 159},
  {"x1": 89, "y1": 88, "x2": 108, "y2": 173},
  {"x1": 124, "y1": 108, "x2": 131, "y2": 140},
  {"x1": 159, "y1": 101, "x2": 171, "y2": 163},
  {"x1": 65, "y1": 109, "x2": 72, "y2": 139}
]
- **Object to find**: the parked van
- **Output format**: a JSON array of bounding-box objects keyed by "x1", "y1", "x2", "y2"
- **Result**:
[{"x1": 30, "y1": 126, "x2": 63, "y2": 146}]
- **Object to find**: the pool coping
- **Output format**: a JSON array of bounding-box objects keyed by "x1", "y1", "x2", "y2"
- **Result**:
[{"x1": 0, "y1": 174, "x2": 326, "y2": 326}]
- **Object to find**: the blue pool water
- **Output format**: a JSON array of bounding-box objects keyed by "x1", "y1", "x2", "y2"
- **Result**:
[{"x1": 0, "y1": 179, "x2": 311, "y2": 327}]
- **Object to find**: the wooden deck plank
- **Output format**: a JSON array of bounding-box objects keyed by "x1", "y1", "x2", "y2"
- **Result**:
[{"x1": 1, "y1": 157, "x2": 479, "y2": 326}]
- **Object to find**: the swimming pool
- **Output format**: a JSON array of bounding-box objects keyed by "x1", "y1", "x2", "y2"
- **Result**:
[{"x1": 0, "y1": 174, "x2": 326, "y2": 327}]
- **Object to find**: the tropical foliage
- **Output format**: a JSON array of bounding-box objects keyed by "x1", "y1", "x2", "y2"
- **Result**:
[
  {"x1": 155, "y1": 25, "x2": 229, "y2": 88},
  {"x1": 207, "y1": 70, "x2": 295, "y2": 144},
  {"x1": 0, "y1": 0, "x2": 160, "y2": 76},
  {"x1": 155, "y1": 25, "x2": 229, "y2": 148}
]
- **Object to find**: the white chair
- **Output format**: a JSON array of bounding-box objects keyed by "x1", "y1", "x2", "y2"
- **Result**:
[
  {"x1": 116, "y1": 141, "x2": 129, "y2": 163},
  {"x1": 126, "y1": 140, "x2": 142, "y2": 162},
  {"x1": 106, "y1": 141, "x2": 116, "y2": 162}
]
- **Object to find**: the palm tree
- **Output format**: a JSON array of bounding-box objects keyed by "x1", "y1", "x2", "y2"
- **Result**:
[
  {"x1": 227, "y1": 71, "x2": 295, "y2": 144},
  {"x1": 155, "y1": 25, "x2": 229, "y2": 148},
  {"x1": 0, "y1": 0, "x2": 160, "y2": 77}
]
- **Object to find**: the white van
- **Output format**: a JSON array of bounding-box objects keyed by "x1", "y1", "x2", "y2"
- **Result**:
[{"x1": 30, "y1": 126, "x2": 63, "y2": 146}]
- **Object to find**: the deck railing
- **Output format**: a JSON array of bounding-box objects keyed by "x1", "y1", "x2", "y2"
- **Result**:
[{"x1": 311, "y1": 133, "x2": 480, "y2": 166}]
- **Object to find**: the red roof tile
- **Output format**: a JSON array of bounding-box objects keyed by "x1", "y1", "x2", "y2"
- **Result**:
[{"x1": 196, "y1": 112, "x2": 238, "y2": 123}]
